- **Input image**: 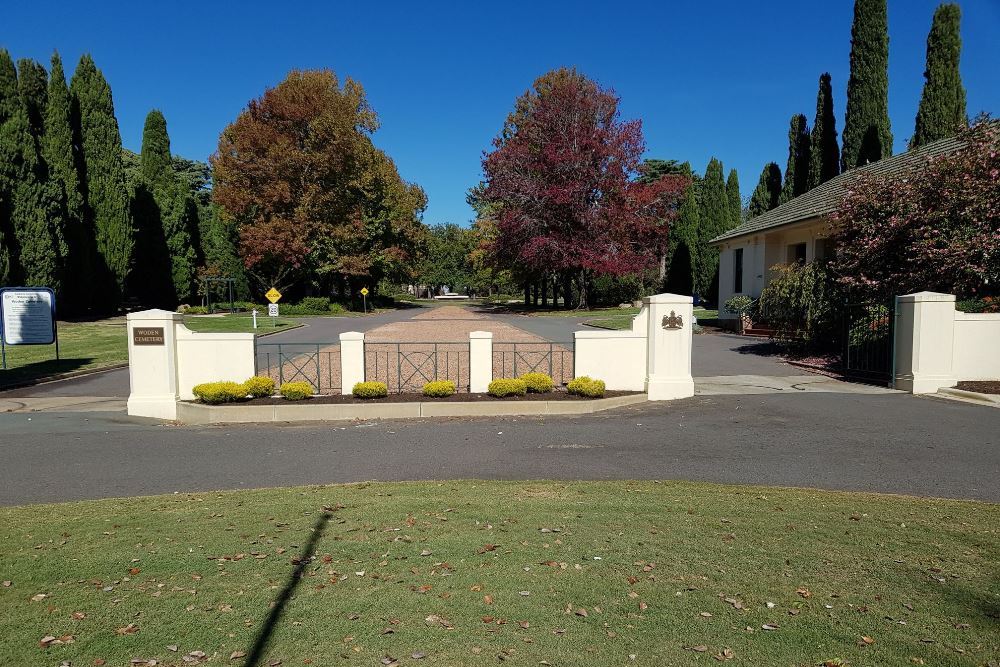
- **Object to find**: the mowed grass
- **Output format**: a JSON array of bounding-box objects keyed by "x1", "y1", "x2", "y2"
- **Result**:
[
  {"x1": 0, "y1": 319, "x2": 127, "y2": 387},
  {"x1": 584, "y1": 307, "x2": 719, "y2": 330},
  {"x1": 1, "y1": 481, "x2": 996, "y2": 667},
  {"x1": 181, "y1": 315, "x2": 297, "y2": 334}
]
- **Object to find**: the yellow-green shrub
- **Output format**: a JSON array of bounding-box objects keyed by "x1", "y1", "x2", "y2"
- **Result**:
[
  {"x1": 567, "y1": 376, "x2": 606, "y2": 398},
  {"x1": 192, "y1": 381, "x2": 247, "y2": 404},
  {"x1": 422, "y1": 380, "x2": 456, "y2": 397},
  {"x1": 243, "y1": 375, "x2": 276, "y2": 398},
  {"x1": 488, "y1": 378, "x2": 527, "y2": 397},
  {"x1": 353, "y1": 381, "x2": 388, "y2": 399},
  {"x1": 520, "y1": 372, "x2": 554, "y2": 393},
  {"x1": 280, "y1": 381, "x2": 314, "y2": 400}
]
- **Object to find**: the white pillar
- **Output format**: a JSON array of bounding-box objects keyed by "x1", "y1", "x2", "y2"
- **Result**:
[
  {"x1": 469, "y1": 330, "x2": 493, "y2": 393},
  {"x1": 126, "y1": 309, "x2": 182, "y2": 420},
  {"x1": 339, "y1": 331, "x2": 365, "y2": 393},
  {"x1": 644, "y1": 293, "x2": 694, "y2": 401},
  {"x1": 893, "y1": 292, "x2": 957, "y2": 393}
]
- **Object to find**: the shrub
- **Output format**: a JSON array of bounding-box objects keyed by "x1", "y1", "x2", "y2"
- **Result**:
[
  {"x1": 422, "y1": 380, "x2": 456, "y2": 397},
  {"x1": 567, "y1": 376, "x2": 606, "y2": 398},
  {"x1": 328, "y1": 302, "x2": 346, "y2": 314},
  {"x1": 757, "y1": 262, "x2": 840, "y2": 350},
  {"x1": 723, "y1": 294, "x2": 754, "y2": 315},
  {"x1": 193, "y1": 381, "x2": 248, "y2": 404},
  {"x1": 520, "y1": 372, "x2": 554, "y2": 393},
  {"x1": 488, "y1": 378, "x2": 527, "y2": 397},
  {"x1": 243, "y1": 375, "x2": 276, "y2": 398},
  {"x1": 280, "y1": 381, "x2": 314, "y2": 400},
  {"x1": 299, "y1": 296, "x2": 330, "y2": 312},
  {"x1": 353, "y1": 381, "x2": 388, "y2": 399},
  {"x1": 183, "y1": 305, "x2": 208, "y2": 315}
]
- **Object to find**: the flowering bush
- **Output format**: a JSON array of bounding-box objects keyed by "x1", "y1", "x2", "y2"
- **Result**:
[
  {"x1": 352, "y1": 381, "x2": 388, "y2": 399},
  {"x1": 193, "y1": 381, "x2": 248, "y2": 404},
  {"x1": 422, "y1": 380, "x2": 456, "y2": 397},
  {"x1": 243, "y1": 376, "x2": 276, "y2": 398},
  {"x1": 567, "y1": 376, "x2": 606, "y2": 398},
  {"x1": 519, "y1": 372, "x2": 554, "y2": 393},
  {"x1": 280, "y1": 381, "x2": 314, "y2": 400},
  {"x1": 488, "y1": 378, "x2": 527, "y2": 397}
]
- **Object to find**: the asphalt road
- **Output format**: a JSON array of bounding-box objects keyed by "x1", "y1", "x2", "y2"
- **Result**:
[{"x1": 1, "y1": 391, "x2": 997, "y2": 506}]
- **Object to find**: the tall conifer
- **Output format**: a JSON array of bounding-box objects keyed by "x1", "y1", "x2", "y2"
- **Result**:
[
  {"x1": 780, "y1": 114, "x2": 811, "y2": 203},
  {"x1": 71, "y1": 54, "x2": 132, "y2": 303},
  {"x1": 842, "y1": 0, "x2": 893, "y2": 170},
  {"x1": 911, "y1": 3, "x2": 966, "y2": 148},
  {"x1": 808, "y1": 73, "x2": 840, "y2": 189},
  {"x1": 725, "y1": 168, "x2": 741, "y2": 228},
  {"x1": 748, "y1": 163, "x2": 782, "y2": 218},
  {"x1": 666, "y1": 162, "x2": 700, "y2": 296},
  {"x1": 696, "y1": 158, "x2": 728, "y2": 296}
]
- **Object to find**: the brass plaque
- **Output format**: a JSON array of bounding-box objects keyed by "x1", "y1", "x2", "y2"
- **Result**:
[
  {"x1": 661, "y1": 311, "x2": 684, "y2": 330},
  {"x1": 133, "y1": 326, "x2": 165, "y2": 346}
]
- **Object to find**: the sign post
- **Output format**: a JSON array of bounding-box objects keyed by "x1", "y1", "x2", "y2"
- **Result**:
[
  {"x1": 265, "y1": 288, "x2": 282, "y2": 329},
  {"x1": 0, "y1": 287, "x2": 58, "y2": 370},
  {"x1": 360, "y1": 287, "x2": 369, "y2": 314},
  {"x1": 252, "y1": 308, "x2": 258, "y2": 330}
]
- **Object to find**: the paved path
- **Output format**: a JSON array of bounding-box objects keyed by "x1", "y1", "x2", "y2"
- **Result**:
[{"x1": 0, "y1": 391, "x2": 997, "y2": 505}]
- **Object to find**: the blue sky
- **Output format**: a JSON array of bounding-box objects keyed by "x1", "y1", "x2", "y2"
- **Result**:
[{"x1": 5, "y1": 1, "x2": 999, "y2": 227}]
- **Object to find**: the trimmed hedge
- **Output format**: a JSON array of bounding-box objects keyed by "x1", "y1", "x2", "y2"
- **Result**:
[
  {"x1": 280, "y1": 381, "x2": 314, "y2": 400},
  {"x1": 488, "y1": 378, "x2": 527, "y2": 397},
  {"x1": 567, "y1": 376, "x2": 606, "y2": 398},
  {"x1": 353, "y1": 381, "x2": 388, "y2": 399},
  {"x1": 520, "y1": 372, "x2": 554, "y2": 393},
  {"x1": 192, "y1": 381, "x2": 247, "y2": 404},
  {"x1": 244, "y1": 375, "x2": 276, "y2": 398},
  {"x1": 423, "y1": 380, "x2": 456, "y2": 397}
]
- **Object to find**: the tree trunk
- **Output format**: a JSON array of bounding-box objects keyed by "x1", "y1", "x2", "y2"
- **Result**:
[
  {"x1": 563, "y1": 273, "x2": 573, "y2": 309},
  {"x1": 659, "y1": 252, "x2": 667, "y2": 281},
  {"x1": 541, "y1": 276, "x2": 548, "y2": 308},
  {"x1": 576, "y1": 270, "x2": 589, "y2": 310},
  {"x1": 524, "y1": 281, "x2": 531, "y2": 307}
]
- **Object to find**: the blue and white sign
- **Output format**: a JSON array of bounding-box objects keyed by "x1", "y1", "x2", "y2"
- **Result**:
[{"x1": 1, "y1": 287, "x2": 56, "y2": 345}]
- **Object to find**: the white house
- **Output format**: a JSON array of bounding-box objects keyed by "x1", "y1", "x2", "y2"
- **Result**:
[{"x1": 709, "y1": 135, "x2": 964, "y2": 326}]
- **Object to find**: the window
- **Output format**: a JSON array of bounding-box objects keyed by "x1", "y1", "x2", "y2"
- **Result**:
[
  {"x1": 787, "y1": 242, "x2": 807, "y2": 264},
  {"x1": 733, "y1": 248, "x2": 743, "y2": 293}
]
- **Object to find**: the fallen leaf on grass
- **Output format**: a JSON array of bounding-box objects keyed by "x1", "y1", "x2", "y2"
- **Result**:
[
  {"x1": 796, "y1": 588, "x2": 812, "y2": 598},
  {"x1": 410, "y1": 651, "x2": 426, "y2": 660},
  {"x1": 699, "y1": 612, "x2": 713, "y2": 618},
  {"x1": 31, "y1": 593, "x2": 48, "y2": 602},
  {"x1": 714, "y1": 648, "x2": 735, "y2": 661},
  {"x1": 477, "y1": 544, "x2": 498, "y2": 554},
  {"x1": 166, "y1": 645, "x2": 178, "y2": 652},
  {"x1": 483, "y1": 595, "x2": 494, "y2": 605},
  {"x1": 684, "y1": 645, "x2": 709, "y2": 652},
  {"x1": 762, "y1": 624, "x2": 779, "y2": 631},
  {"x1": 40, "y1": 635, "x2": 75, "y2": 648},
  {"x1": 424, "y1": 614, "x2": 454, "y2": 629},
  {"x1": 94, "y1": 660, "x2": 106, "y2": 666},
  {"x1": 2, "y1": 580, "x2": 11, "y2": 587},
  {"x1": 230, "y1": 651, "x2": 246, "y2": 660},
  {"x1": 859, "y1": 636, "x2": 875, "y2": 646},
  {"x1": 71, "y1": 611, "x2": 86, "y2": 620},
  {"x1": 116, "y1": 623, "x2": 139, "y2": 635},
  {"x1": 575, "y1": 608, "x2": 588, "y2": 617}
]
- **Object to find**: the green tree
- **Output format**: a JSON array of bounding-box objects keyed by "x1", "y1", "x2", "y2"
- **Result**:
[
  {"x1": 725, "y1": 168, "x2": 741, "y2": 228},
  {"x1": 664, "y1": 163, "x2": 700, "y2": 296},
  {"x1": 419, "y1": 223, "x2": 474, "y2": 293},
  {"x1": 748, "y1": 163, "x2": 782, "y2": 218},
  {"x1": 71, "y1": 54, "x2": 132, "y2": 305},
  {"x1": 808, "y1": 73, "x2": 840, "y2": 189},
  {"x1": 138, "y1": 109, "x2": 197, "y2": 304},
  {"x1": 911, "y1": 3, "x2": 966, "y2": 148},
  {"x1": 17, "y1": 59, "x2": 47, "y2": 139},
  {"x1": 842, "y1": 0, "x2": 893, "y2": 170},
  {"x1": 780, "y1": 114, "x2": 811, "y2": 203},
  {"x1": 0, "y1": 52, "x2": 19, "y2": 285},
  {"x1": 696, "y1": 158, "x2": 728, "y2": 296}
]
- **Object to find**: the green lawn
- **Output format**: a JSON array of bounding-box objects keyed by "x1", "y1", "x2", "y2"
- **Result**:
[
  {"x1": 584, "y1": 307, "x2": 719, "y2": 330},
  {"x1": 1, "y1": 481, "x2": 995, "y2": 666},
  {"x1": 181, "y1": 315, "x2": 297, "y2": 334},
  {"x1": 0, "y1": 320, "x2": 127, "y2": 388}
]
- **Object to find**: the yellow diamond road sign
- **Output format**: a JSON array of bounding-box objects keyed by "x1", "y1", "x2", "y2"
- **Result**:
[
  {"x1": 360, "y1": 287, "x2": 369, "y2": 296},
  {"x1": 265, "y1": 288, "x2": 282, "y2": 303}
]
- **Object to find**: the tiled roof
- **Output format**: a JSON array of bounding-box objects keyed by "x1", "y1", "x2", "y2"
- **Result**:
[{"x1": 710, "y1": 134, "x2": 966, "y2": 244}]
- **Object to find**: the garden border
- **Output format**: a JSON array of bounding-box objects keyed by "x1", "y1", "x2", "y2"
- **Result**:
[{"x1": 174, "y1": 393, "x2": 648, "y2": 424}]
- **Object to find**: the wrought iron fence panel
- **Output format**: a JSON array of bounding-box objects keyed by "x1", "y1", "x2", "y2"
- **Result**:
[
  {"x1": 363, "y1": 342, "x2": 471, "y2": 393},
  {"x1": 492, "y1": 342, "x2": 575, "y2": 386},
  {"x1": 255, "y1": 342, "x2": 342, "y2": 394},
  {"x1": 842, "y1": 300, "x2": 896, "y2": 384}
]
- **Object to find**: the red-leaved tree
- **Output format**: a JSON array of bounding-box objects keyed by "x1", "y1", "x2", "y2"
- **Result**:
[
  {"x1": 479, "y1": 70, "x2": 687, "y2": 307},
  {"x1": 832, "y1": 118, "x2": 1000, "y2": 299}
]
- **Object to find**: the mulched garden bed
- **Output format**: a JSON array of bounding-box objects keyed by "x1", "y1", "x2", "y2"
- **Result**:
[
  {"x1": 956, "y1": 381, "x2": 1000, "y2": 395},
  {"x1": 193, "y1": 390, "x2": 640, "y2": 406}
]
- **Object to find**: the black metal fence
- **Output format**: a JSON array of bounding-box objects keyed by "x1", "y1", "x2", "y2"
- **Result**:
[
  {"x1": 255, "y1": 342, "x2": 342, "y2": 394},
  {"x1": 364, "y1": 342, "x2": 470, "y2": 393},
  {"x1": 492, "y1": 342, "x2": 575, "y2": 386},
  {"x1": 842, "y1": 300, "x2": 896, "y2": 384}
]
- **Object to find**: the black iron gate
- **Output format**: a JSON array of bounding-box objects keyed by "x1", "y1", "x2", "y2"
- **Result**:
[{"x1": 842, "y1": 299, "x2": 896, "y2": 384}]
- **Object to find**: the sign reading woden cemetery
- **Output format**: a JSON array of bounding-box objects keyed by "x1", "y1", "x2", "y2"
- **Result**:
[
  {"x1": 1, "y1": 287, "x2": 56, "y2": 345},
  {"x1": 132, "y1": 327, "x2": 165, "y2": 346}
]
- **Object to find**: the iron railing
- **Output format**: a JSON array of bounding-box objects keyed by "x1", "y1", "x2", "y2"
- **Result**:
[
  {"x1": 842, "y1": 300, "x2": 896, "y2": 384},
  {"x1": 364, "y1": 342, "x2": 471, "y2": 393},
  {"x1": 255, "y1": 342, "x2": 342, "y2": 394},
  {"x1": 492, "y1": 342, "x2": 574, "y2": 385}
]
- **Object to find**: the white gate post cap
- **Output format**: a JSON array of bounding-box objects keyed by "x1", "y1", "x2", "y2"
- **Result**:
[
  {"x1": 470, "y1": 330, "x2": 493, "y2": 339},
  {"x1": 896, "y1": 292, "x2": 955, "y2": 303},
  {"x1": 127, "y1": 309, "x2": 182, "y2": 322},
  {"x1": 339, "y1": 331, "x2": 364, "y2": 341},
  {"x1": 643, "y1": 293, "x2": 694, "y2": 304}
]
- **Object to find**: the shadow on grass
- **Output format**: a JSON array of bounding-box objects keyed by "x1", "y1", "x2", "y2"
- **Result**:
[
  {"x1": 0, "y1": 357, "x2": 95, "y2": 390},
  {"x1": 243, "y1": 508, "x2": 333, "y2": 667}
]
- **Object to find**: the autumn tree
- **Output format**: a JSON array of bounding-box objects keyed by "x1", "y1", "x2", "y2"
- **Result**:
[
  {"x1": 911, "y1": 3, "x2": 966, "y2": 148},
  {"x1": 747, "y1": 162, "x2": 782, "y2": 218},
  {"x1": 780, "y1": 114, "x2": 811, "y2": 203},
  {"x1": 479, "y1": 70, "x2": 686, "y2": 308},
  {"x1": 832, "y1": 118, "x2": 999, "y2": 298},
  {"x1": 842, "y1": 0, "x2": 893, "y2": 170},
  {"x1": 212, "y1": 69, "x2": 425, "y2": 298},
  {"x1": 809, "y1": 73, "x2": 840, "y2": 189}
]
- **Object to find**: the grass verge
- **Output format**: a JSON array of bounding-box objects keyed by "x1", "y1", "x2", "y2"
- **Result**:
[
  {"x1": 1, "y1": 481, "x2": 996, "y2": 666},
  {"x1": 0, "y1": 320, "x2": 127, "y2": 388},
  {"x1": 182, "y1": 315, "x2": 297, "y2": 334},
  {"x1": 584, "y1": 308, "x2": 719, "y2": 330}
]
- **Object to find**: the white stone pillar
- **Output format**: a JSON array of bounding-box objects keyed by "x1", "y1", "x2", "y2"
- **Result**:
[
  {"x1": 126, "y1": 309, "x2": 182, "y2": 419},
  {"x1": 893, "y1": 292, "x2": 957, "y2": 393},
  {"x1": 469, "y1": 331, "x2": 493, "y2": 393},
  {"x1": 339, "y1": 332, "x2": 365, "y2": 393},
  {"x1": 644, "y1": 293, "x2": 695, "y2": 401}
]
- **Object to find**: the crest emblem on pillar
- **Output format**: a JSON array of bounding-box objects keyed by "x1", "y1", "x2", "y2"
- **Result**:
[{"x1": 661, "y1": 310, "x2": 683, "y2": 330}]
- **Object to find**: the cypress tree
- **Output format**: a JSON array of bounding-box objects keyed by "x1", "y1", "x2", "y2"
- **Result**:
[
  {"x1": 17, "y1": 59, "x2": 47, "y2": 139},
  {"x1": 748, "y1": 163, "x2": 782, "y2": 218},
  {"x1": 725, "y1": 168, "x2": 741, "y2": 228},
  {"x1": 842, "y1": 0, "x2": 893, "y2": 170},
  {"x1": 696, "y1": 158, "x2": 728, "y2": 297},
  {"x1": 71, "y1": 54, "x2": 132, "y2": 305},
  {"x1": 136, "y1": 109, "x2": 196, "y2": 305},
  {"x1": 911, "y1": 3, "x2": 966, "y2": 148},
  {"x1": 808, "y1": 73, "x2": 840, "y2": 189},
  {"x1": 780, "y1": 114, "x2": 811, "y2": 204},
  {"x1": 0, "y1": 52, "x2": 19, "y2": 285},
  {"x1": 665, "y1": 164, "x2": 700, "y2": 296}
]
